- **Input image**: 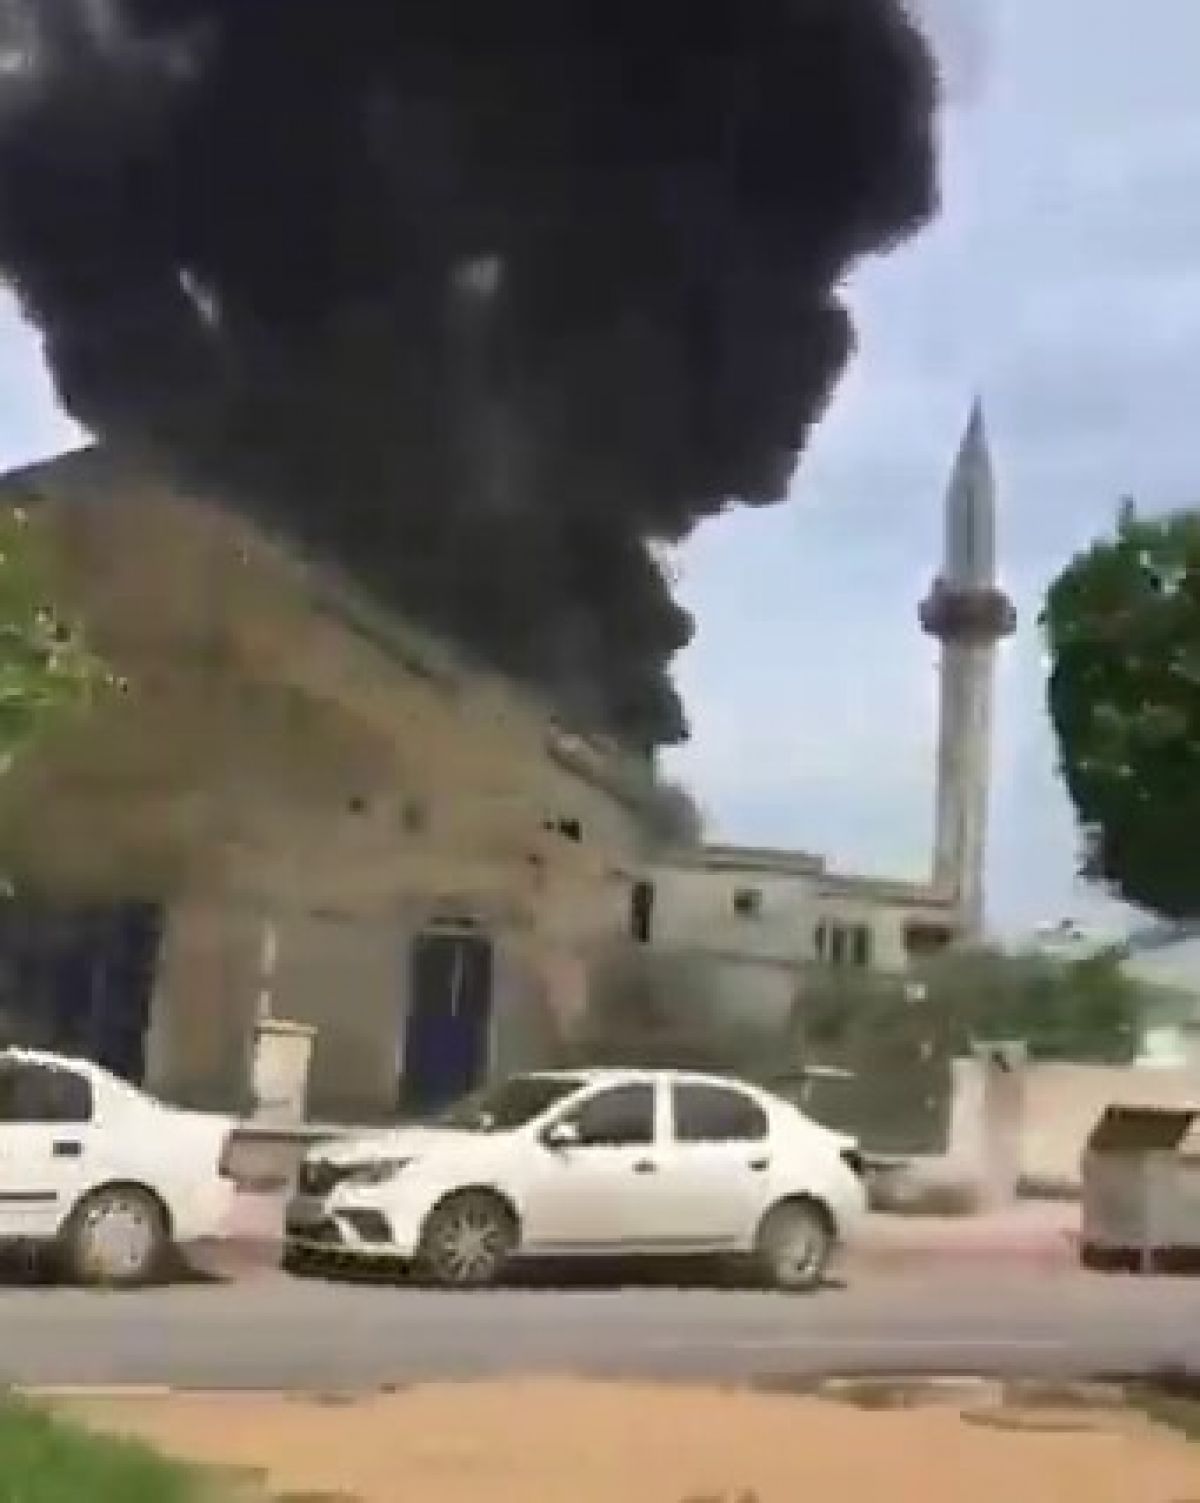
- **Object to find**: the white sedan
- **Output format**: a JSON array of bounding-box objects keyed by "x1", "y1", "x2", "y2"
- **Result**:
[
  {"x1": 285, "y1": 1067, "x2": 868, "y2": 1290},
  {"x1": 0, "y1": 1046, "x2": 247, "y2": 1287}
]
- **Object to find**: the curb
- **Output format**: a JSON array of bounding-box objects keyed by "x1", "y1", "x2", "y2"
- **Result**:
[
  {"x1": 816, "y1": 1375, "x2": 1005, "y2": 1404},
  {"x1": 846, "y1": 1234, "x2": 1080, "y2": 1272},
  {"x1": 7, "y1": 1376, "x2": 1007, "y2": 1403},
  {"x1": 11, "y1": 1385, "x2": 181, "y2": 1400},
  {"x1": 19, "y1": 1376, "x2": 1127, "y2": 1408}
]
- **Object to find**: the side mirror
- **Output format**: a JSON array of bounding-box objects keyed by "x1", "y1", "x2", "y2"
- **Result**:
[{"x1": 543, "y1": 1120, "x2": 579, "y2": 1151}]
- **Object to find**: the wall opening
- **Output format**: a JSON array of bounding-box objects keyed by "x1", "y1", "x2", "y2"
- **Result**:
[
  {"x1": 905, "y1": 920, "x2": 954, "y2": 958},
  {"x1": 816, "y1": 919, "x2": 872, "y2": 969},
  {"x1": 732, "y1": 887, "x2": 763, "y2": 919},
  {"x1": 400, "y1": 929, "x2": 494, "y2": 1116},
  {"x1": 0, "y1": 898, "x2": 162, "y2": 1084},
  {"x1": 630, "y1": 880, "x2": 655, "y2": 944}
]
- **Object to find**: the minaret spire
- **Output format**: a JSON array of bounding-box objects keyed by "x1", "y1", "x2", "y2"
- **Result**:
[{"x1": 919, "y1": 398, "x2": 1016, "y2": 938}]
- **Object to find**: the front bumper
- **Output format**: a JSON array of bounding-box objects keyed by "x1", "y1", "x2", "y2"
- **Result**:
[{"x1": 284, "y1": 1191, "x2": 421, "y2": 1262}]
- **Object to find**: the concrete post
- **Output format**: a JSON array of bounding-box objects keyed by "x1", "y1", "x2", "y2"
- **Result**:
[
  {"x1": 942, "y1": 1040, "x2": 1027, "y2": 1208},
  {"x1": 250, "y1": 1016, "x2": 317, "y2": 1125}
]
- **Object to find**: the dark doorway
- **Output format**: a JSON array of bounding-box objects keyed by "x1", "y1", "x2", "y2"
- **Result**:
[
  {"x1": 400, "y1": 929, "x2": 494, "y2": 1116},
  {"x1": 0, "y1": 899, "x2": 162, "y2": 1084}
]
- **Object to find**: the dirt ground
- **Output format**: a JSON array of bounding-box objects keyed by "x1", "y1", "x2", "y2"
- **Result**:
[{"x1": 64, "y1": 1380, "x2": 1200, "y2": 1503}]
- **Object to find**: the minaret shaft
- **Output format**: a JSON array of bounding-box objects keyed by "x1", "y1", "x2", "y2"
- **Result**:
[
  {"x1": 933, "y1": 641, "x2": 996, "y2": 937},
  {"x1": 919, "y1": 398, "x2": 1014, "y2": 940}
]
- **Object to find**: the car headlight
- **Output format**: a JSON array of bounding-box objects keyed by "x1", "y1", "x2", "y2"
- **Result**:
[{"x1": 342, "y1": 1158, "x2": 412, "y2": 1186}]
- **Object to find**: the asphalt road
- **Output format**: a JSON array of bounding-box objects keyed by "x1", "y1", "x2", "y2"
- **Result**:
[{"x1": 4, "y1": 1268, "x2": 1200, "y2": 1390}]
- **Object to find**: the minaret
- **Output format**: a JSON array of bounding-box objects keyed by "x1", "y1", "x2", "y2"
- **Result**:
[{"x1": 918, "y1": 399, "x2": 1016, "y2": 938}]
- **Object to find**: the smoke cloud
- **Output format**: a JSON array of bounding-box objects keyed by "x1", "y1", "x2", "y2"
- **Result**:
[{"x1": 0, "y1": 0, "x2": 937, "y2": 749}]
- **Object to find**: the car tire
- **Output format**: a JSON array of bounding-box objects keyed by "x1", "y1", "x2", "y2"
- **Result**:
[
  {"x1": 281, "y1": 1244, "x2": 314, "y2": 1276},
  {"x1": 754, "y1": 1198, "x2": 833, "y2": 1293},
  {"x1": 415, "y1": 1191, "x2": 517, "y2": 1289},
  {"x1": 62, "y1": 1184, "x2": 170, "y2": 1290}
]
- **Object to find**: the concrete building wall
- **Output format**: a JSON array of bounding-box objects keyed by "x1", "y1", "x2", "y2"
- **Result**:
[
  {"x1": 0, "y1": 449, "x2": 657, "y2": 1116},
  {"x1": 812, "y1": 895, "x2": 909, "y2": 973},
  {"x1": 646, "y1": 863, "x2": 818, "y2": 963},
  {"x1": 144, "y1": 899, "x2": 263, "y2": 1110},
  {"x1": 648, "y1": 851, "x2": 958, "y2": 984}
]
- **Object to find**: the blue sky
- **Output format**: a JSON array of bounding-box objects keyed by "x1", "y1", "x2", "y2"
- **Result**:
[
  {"x1": 662, "y1": 0, "x2": 1200, "y2": 937},
  {"x1": 0, "y1": 0, "x2": 1195, "y2": 937}
]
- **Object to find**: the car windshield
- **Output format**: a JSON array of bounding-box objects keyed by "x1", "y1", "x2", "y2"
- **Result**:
[{"x1": 433, "y1": 1075, "x2": 585, "y2": 1132}]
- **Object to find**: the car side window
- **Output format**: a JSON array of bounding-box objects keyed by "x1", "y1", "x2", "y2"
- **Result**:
[
  {"x1": 565, "y1": 1084, "x2": 655, "y2": 1147},
  {"x1": 0, "y1": 1062, "x2": 93, "y2": 1125},
  {"x1": 673, "y1": 1083, "x2": 768, "y2": 1144}
]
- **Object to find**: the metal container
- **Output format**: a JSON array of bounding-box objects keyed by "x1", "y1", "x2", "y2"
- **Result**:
[{"x1": 1081, "y1": 1104, "x2": 1200, "y2": 1272}]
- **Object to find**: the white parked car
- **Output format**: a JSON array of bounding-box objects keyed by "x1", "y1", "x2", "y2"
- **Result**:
[
  {"x1": 0, "y1": 1046, "x2": 245, "y2": 1287},
  {"x1": 285, "y1": 1067, "x2": 868, "y2": 1290}
]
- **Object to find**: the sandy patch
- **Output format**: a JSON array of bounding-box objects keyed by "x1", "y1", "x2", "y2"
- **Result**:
[{"x1": 63, "y1": 1380, "x2": 1200, "y2": 1503}]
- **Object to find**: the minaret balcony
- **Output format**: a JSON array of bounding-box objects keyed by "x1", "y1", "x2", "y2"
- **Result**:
[{"x1": 919, "y1": 578, "x2": 1017, "y2": 643}]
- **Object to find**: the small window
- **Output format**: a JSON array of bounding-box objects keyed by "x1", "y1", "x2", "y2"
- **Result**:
[
  {"x1": 904, "y1": 921, "x2": 952, "y2": 958},
  {"x1": 400, "y1": 797, "x2": 429, "y2": 835},
  {"x1": 566, "y1": 1084, "x2": 655, "y2": 1147},
  {"x1": 814, "y1": 921, "x2": 828, "y2": 960},
  {"x1": 673, "y1": 1082, "x2": 769, "y2": 1143},
  {"x1": 828, "y1": 924, "x2": 847, "y2": 966},
  {"x1": 631, "y1": 880, "x2": 655, "y2": 944},
  {"x1": 850, "y1": 924, "x2": 872, "y2": 968},
  {"x1": 544, "y1": 817, "x2": 583, "y2": 843},
  {"x1": 732, "y1": 887, "x2": 763, "y2": 919},
  {"x1": 0, "y1": 1062, "x2": 93, "y2": 1124}
]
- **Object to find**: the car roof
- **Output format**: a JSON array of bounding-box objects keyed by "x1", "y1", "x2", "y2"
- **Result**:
[
  {"x1": 0, "y1": 1045, "x2": 113, "y2": 1083},
  {"x1": 521, "y1": 1066, "x2": 770, "y2": 1094},
  {"x1": 1, "y1": 1045, "x2": 79, "y2": 1069}
]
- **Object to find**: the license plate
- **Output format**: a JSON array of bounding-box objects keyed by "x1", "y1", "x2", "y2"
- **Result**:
[{"x1": 285, "y1": 1195, "x2": 326, "y2": 1229}]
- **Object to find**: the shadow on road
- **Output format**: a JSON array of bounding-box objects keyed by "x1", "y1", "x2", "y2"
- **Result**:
[
  {"x1": 282, "y1": 1248, "x2": 846, "y2": 1294},
  {"x1": 0, "y1": 1244, "x2": 226, "y2": 1291},
  {"x1": 0, "y1": 1245, "x2": 53, "y2": 1287}
]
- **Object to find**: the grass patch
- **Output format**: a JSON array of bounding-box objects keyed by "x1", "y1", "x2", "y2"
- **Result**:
[
  {"x1": 0, "y1": 1395, "x2": 208, "y2": 1503},
  {"x1": 1126, "y1": 1388, "x2": 1200, "y2": 1445}
]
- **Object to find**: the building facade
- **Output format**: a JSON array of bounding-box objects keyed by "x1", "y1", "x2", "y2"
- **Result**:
[
  {"x1": 631, "y1": 842, "x2": 960, "y2": 1042},
  {"x1": 0, "y1": 447, "x2": 660, "y2": 1119}
]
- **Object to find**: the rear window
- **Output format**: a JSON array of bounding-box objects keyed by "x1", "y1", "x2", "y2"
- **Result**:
[
  {"x1": 0, "y1": 1061, "x2": 93, "y2": 1124},
  {"x1": 672, "y1": 1082, "x2": 768, "y2": 1143}
]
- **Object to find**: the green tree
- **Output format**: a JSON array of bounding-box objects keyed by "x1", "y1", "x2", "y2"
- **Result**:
[
  {"x1": 801, "y1": 944, "x2": 1148, "y2": 1067},
  {"x1": 0, "y1": 506, "x2": 114, "y2": 772},
  {"x1": 1042, "y1": 500, "x2": 1200, "y2": 918},
  {"x1": 915, "y1": 943, "x2": 1145, "y2": 1064}
]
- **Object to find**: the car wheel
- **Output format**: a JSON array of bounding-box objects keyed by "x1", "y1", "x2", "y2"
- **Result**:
[
  {"x1": 282, "y1": 1244, "x2": 317, "y2": 1277},
  {"x1": 754, "y1": 1199, "x2": 833, "y2": 1293},
  {"x1": 62, "y1": 1185, "x2": 170, "y2": 1290},
  {"x1": 415, "y1": 1191, "x2": 517, "y2": 1289}
]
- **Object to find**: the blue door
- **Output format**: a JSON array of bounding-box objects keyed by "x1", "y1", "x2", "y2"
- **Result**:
[{"x1": 400, "y1": 931, "x2": 493, "y2": 1116}]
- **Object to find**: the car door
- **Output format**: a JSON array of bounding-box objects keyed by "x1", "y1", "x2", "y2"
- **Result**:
[
  {"x1": 519, "y1": 1080, "x2": 673, "y2": 1251},
  {"x1": 656, "y1": 1080, "x2": 774, "y2": 1247},
  {"x1": 0, "y1": 1060, "x2": 96, "y2": 1240}
]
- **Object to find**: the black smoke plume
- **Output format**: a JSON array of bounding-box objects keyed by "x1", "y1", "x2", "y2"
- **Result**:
[{"x1": 0, "y1": 0, "x2": 937, "y2": 749}]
